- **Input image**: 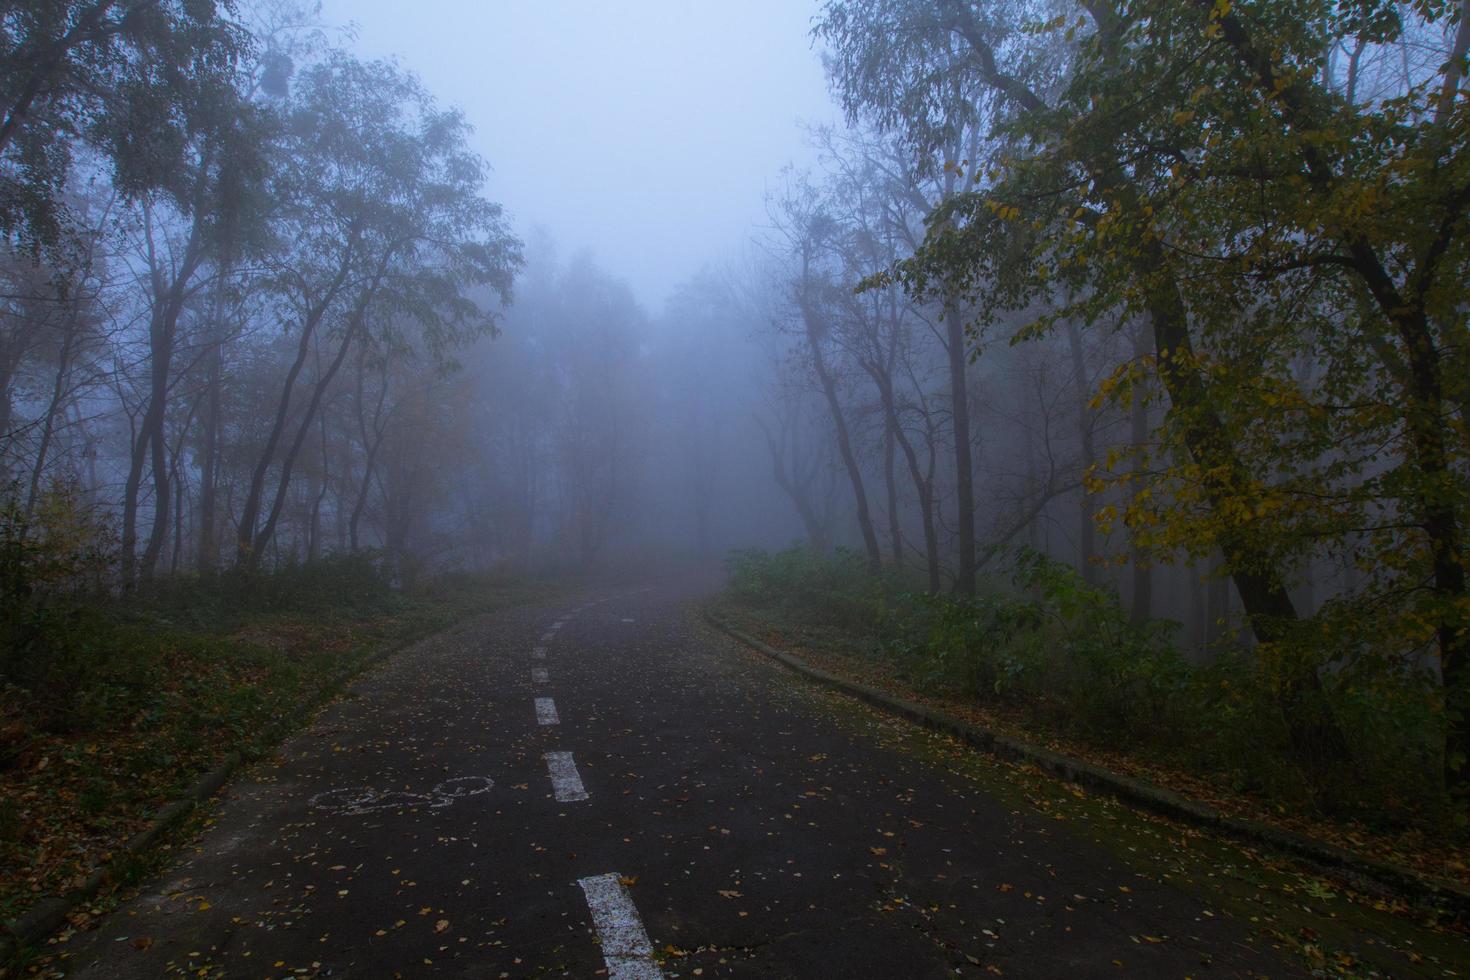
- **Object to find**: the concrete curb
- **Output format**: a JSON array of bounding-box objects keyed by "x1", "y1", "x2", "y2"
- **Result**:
[
  {"x1": 0, "y1": 623, "x2": 435, "y2": 965},
  {"x1": 704, "y1": 607, "x2": 1470, "y2": 922}
]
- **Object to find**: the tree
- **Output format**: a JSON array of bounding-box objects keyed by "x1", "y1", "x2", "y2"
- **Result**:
[
  {"x1": 0, "y1": 0, "x2": 246, "y2": 248},
  {"x1": 770, "y1": 176, "x2": 884, "y2": 572},
  {"x1": 820, "y1": 0, "x2": 1470, "y2": 791},
  {"x1": 233, "y1": 53, "x2": 520, "y2": 570},
  {"x1": 818, "y1": 0, "x2": 1357, "y2": 769}
]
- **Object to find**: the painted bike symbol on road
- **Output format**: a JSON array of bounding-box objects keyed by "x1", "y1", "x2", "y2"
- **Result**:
[{"x1": 309, "y1": 775, "x2": 493, "y2": 816}]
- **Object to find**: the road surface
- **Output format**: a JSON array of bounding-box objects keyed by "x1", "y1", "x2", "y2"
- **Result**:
[{"x1": 60, "y1": 582, "x2": 1298, "y2": 978}]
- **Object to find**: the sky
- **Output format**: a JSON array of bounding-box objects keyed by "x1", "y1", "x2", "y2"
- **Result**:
[{"x1": 316, "y1": 1, "x2": 842, "y2": 311}]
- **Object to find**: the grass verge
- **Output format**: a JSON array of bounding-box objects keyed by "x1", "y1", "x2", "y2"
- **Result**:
[
  {"x1": 717, "y1": 546, "x2": 1469, "y2": 892},
  {"x1": 0, "y1": 559, "x2": 551, "y2": 929}
]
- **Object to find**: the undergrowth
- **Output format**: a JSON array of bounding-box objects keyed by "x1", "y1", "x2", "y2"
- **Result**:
[
  {"x1": 724, "y1": 545, "x2": 1450, "y2": 831},
  {"x1": 0, "y1": 487, "x2": 545, "y2": 922}
]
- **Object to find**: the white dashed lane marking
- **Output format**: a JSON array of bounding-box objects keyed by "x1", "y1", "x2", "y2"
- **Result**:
[
  {"x1": 539, "y1": 631, "x2": 555, "y2": 643},
  {"x1": 535, "y1": 697, "x2": 560, "y2": 726},
  {"x1": 577, "y1": 873, "x2": 662, "y2": 979},
  {"x1": 532, "y1": 667, "x2": 549, "y2": 684},
  {"x1": 545, "y1": 751, "x2": 589, "y2": 802},
  {"x1": 531, "y1": 645, "x2": 547, "y2": 659}
]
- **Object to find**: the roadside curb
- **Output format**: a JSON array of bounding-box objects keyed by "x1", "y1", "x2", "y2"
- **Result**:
[
  {"x1": 703, "y1": 607, "x2": 1470, "y2": 922},
  {"x1": 0, "y1": 617, "x2": 454, "y2": 966}
]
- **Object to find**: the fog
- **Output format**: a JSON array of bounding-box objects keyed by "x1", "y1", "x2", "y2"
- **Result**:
[
  {"x1": 319, "y1": 0, "x2": 840, "y2": 308},
  {"x1": 4, "y1": 0, "x2": 1467, "y2": 671}
]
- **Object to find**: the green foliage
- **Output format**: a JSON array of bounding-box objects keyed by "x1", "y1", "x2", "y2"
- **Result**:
[
  {"x1": 726, "y1": 545, "x2": 1448, "y2": 820},
  {"x1": 901, "y1": 550, "x2": 1191, "y2": 743},
  {"x1": 138, "y1": 551, "x2": 401, "y2": 631},
  {"x1": 0, "y1": 531, "x2": 541, "y2": 920},
  {"x1": 0, "y1": 483, "x2": 116, "y2": 707},
  {"x1": 820, "y1": 0, "x2": 1470, "y2": 793},
  {"x1": 725, "y1": 545, "x2": 902, "y2": 634},
  {"x1": 0, "y1": 0, "x2": 248, "y2": 248}
]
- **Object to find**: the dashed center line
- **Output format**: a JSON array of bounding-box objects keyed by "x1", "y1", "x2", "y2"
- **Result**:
[
  {"x1": 534, "y1": 697, "x2": 560, "y2": 726},
  {"x1": 539, "y1": 631, "x2": 555, "y2": 643},
  {"x1": 550, "y1": 621, "x2": 564, "y2": 631},
  {"x1": 577, "y1": 873, "x2": 663, "y2": 979},
  {"x1": 531, "y1": 667, "x2": 549, "y2": 684},
  {"x1": 544, "y1": 751, "x2": 589, "y2": 802},
  {"x1": 531, "y1": 645, "x2": 547, "y2": 659}
]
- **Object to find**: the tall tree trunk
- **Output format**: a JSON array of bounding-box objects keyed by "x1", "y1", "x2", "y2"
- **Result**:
[
  {"x1": 882, "y1": 420, "x2": 902, "y2": 568},
  {"x1": 138, "y1": 399, "x2": 172, "y2": 581},
  {"x1": 757, "y1": 413, "x2": 830, "y2": 555},
  {"x1": 349, "y1": 348, "x2": 390, "y2": 553},
  {"x1": 1064, "y1": 320, "x2": 1097, "y2": 585},
  {"x1": 867, "y1": 365, "x2": 938, "y2": 590},
  {"x1": 235, "y1": 260, "x2": 356, "y2": 567},
  {"x1": 1128, "y1": 324, "x2": 1152, "y2": 623},
  {"x1": 122, "y1": 205, "x2": 204, "y2": 587},
  {"x1": 941, "y1": 164, "x2": 977, "y2": 596},
  {"x1": 798, "y1": 275, "x2": 881, "y2": 571},
  {"x1": 169, "y1": 455, "x2": 185, "y2": 576},
  {"x1": 249, "y1": 311, "x2": 366, "y2": 567},
  {"x1": 196, "y1": 276, "x2": 229, "y2": 577},
  {"x1": 24, "y1": 314, "x2": 79, "y2": 514},
  {"x1": 307, "y1": 407, "x2": 331, "y2": 562},
  {"x1": 1200, "y1": 0, "x2": 1468, "y2": 788}
]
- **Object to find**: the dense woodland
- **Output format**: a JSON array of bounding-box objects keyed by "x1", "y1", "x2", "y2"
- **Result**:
[{"x1": 2, "y1": 0, "x2": 1469, "y2": 829}]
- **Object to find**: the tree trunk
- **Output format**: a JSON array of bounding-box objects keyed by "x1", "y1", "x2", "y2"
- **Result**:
[
  {"x1": 798, "y1": 280, "x2": 881, "y2": 571},
  {"x1": 350, "y1": 348, "x2": 390, "y2": 553},
  {"x1": 24, "y1": 313, "x2": 79, "y2": 514},
  {"x1": 941, "y1": 161, "x2": 977, "y2": 597},
  {"x1": 882, "y1": 420, "x2": 902, "y2": 568},
  {"x1": 123, "y1": 205, "x2": 204, "y2": 587},
  {"x1": 1128, "y1": 324, "x2": 1152, "y2": 622},
  {"x1": 249, "y1": 310, "x2": 366, "y2": 567},
  {"x1": 1064, "y1": 319, "x2": 1097, "y2": 585},
  {"x1": 138, "y1": 397, "x2": 172, "y2": 581},
  {"x1": 757, "y1": 413, "x2": 831, "y2": 555},
  {"x1": 196, "y1": 277, "x2": 228, "y2": 577},
  {"x1": 235, "y1": 259, "x2": 356, "y2": 567},
  {"x1": 308, "y1": 408, "x2": 330, "y2": 561}
]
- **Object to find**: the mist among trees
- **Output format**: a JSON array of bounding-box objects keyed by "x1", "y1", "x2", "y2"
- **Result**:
[{"x1": 3, "y1": 0, "x2": 1470, "y2": 924}]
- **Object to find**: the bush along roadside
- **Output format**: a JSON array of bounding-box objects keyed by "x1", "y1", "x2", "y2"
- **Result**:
[
  {"x1": 0, "y1": 551, "x2": 550, "y2": 956},
  {"x1": 718, "y1": 545, "x2": 1469, "y2": 892}
]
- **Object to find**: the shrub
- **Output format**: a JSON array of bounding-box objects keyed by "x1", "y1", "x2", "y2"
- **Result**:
[
  {"x1": 0, "y1": 482, "x2": 116, "y2": 699},
  {"x1": 724, "y1": 544, "x2": 1445, "y2": 821},
  {"x1": 725, "y1": 545, "x2": 900, "y2": 633}
]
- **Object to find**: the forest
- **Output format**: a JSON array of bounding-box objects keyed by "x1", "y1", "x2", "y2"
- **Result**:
[{"x1": 1, "y1": 0, "x2": 1469, "y2": 963}]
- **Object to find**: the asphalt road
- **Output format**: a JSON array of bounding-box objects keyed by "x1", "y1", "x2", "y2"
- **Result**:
[{"x1": 59, "y1": 582, "x2": 1300, "y2": 978}]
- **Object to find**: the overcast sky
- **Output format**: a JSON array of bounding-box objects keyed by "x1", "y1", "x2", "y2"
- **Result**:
[{"x1": 316, "y1": 1, "x2": 840, "y2": 311}]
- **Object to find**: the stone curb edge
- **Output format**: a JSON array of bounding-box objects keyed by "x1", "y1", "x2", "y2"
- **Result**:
[
  {"x1": 703, "y1": 607, "x2": 1470, "y2": 922},
  {"x1": 0, "y1": 620, "x2": 441, "y2": 965}
]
